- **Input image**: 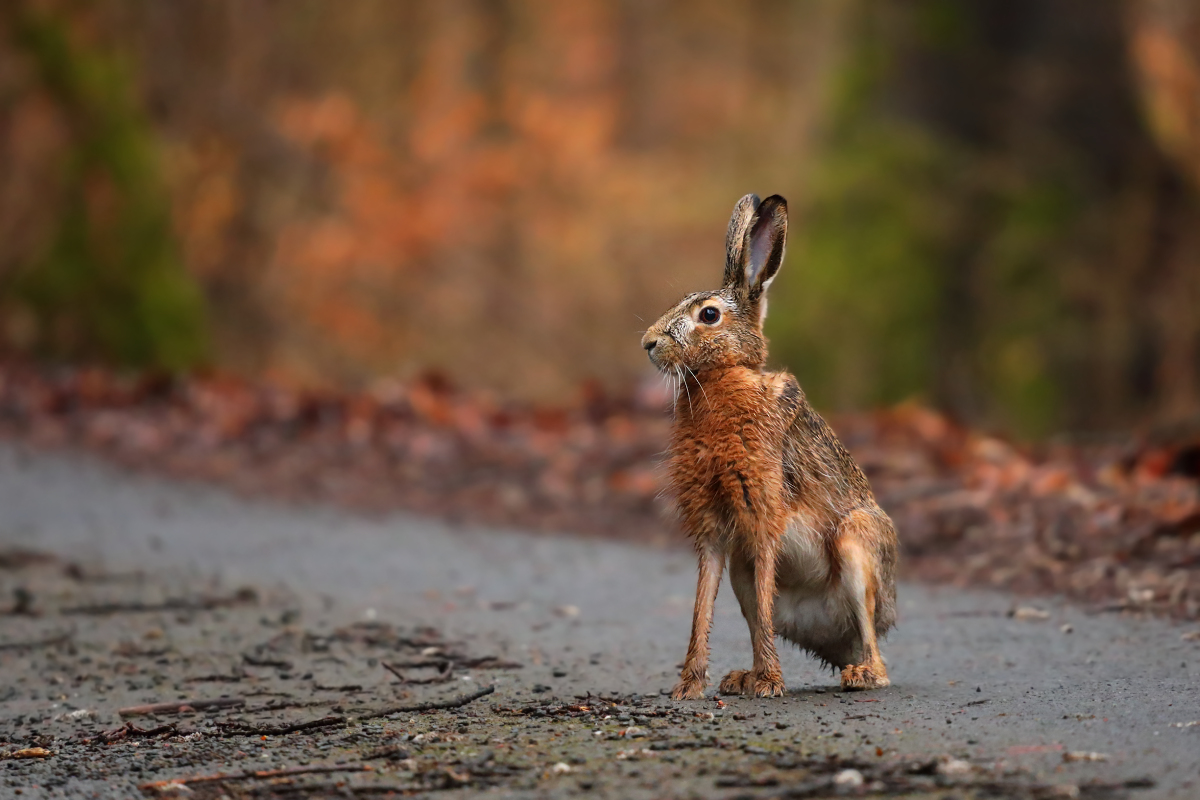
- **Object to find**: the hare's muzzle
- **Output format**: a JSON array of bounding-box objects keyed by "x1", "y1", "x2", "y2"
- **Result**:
[{"x1": 641, "y1": 331, "x2": 662, "y2": 360}]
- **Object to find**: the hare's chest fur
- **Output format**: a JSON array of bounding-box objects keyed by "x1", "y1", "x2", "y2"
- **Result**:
[{"x1": 668, "y1": 369, "x2": 790, "y2": 546}]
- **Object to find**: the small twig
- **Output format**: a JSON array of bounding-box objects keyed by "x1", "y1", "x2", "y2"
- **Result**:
[
  {"x1": 214, "y1": 715, "x2": 346, "y2": 737},
  {"x1": 384, "y1": 659, "x2": 449, "y2": 670},
  {"x1": 0, "y1": 631, "x2": 72, "y2": 651},
  {"x1": 313, "y1": 683, "x2": 363, "y2": 692},
  {"x1": 243, "y1": 653, "x2": 293, "y2": 669},
  {"x1": 359, "y1": 684, "x2": 495, "y2": 720},
  {"x1": 402, "y1": 674, "x2": 456, "y2": 686},
  {"x1": 647, "y1": 738, "x2": 725, "y2": 751},
  {"x1": 237, "y1": 782, "x2": 412, "y2": 796},
  {"x1": 386, "y1": 656, "x2": 522, "y2": 670},
  {"x1": 119, "y1": 697, "x2": 245, "y2": 717},
  {"x1": 1091, "y1": 602, "x2": 1134, "y2": 614},
  {"x1": 91, "y1": 722, "x2": 177, "y2": 745},
  {"x1": 185, "y1": 673, "x2": 243, "y2": 683},
  {"x1": 139, "y1": 762, "x2": 370, "y2": 790},
  {"x1": 456, "y1": 656, "x2": 524, "y2": 670},
  {"x1": 63, "y1": 591, "x2": 255, "y2": 616},
  {"x1": 243, "y1": 698, "x2": 334, "y2": 713},
  {"x1": 382, "y1": 661, "x2": 454, "y2": 686},
  {"x1": 112, "y1": 645, "x2": 170, "y2": 658}
]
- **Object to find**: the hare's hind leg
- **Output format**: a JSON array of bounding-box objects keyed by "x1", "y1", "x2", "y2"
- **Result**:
[
  {"x1": 720, "y1": 548, "x2": 785, "y2": 697},
  {"x1": 835, "y1": 509, "x2": 891, "y2": 691}
]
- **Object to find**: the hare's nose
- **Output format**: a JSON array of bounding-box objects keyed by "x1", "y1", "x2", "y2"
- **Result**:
[{"x1": 643, "y1": 338, "x2": 659, "y2": 353}]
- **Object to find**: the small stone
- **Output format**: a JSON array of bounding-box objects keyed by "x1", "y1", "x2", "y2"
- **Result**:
[
  {"x1": 938, "y1": 758, "x2": 973, "y2": 776},
  {"x1": 1011, "y1": 607, "x2": 1050, "y2": 621},
  {"x1": 833, "y1": 768, "x2": 863, "y2": 787}
]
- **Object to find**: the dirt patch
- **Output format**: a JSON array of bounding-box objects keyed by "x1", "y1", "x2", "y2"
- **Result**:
[{"x1": 0, "y1": 553, "x2": 1160, "y2": 799}]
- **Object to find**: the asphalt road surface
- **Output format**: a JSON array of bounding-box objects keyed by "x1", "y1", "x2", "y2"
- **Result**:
[{"x1": 0, "y1": 444, "x2": 1196, "y2": 799}]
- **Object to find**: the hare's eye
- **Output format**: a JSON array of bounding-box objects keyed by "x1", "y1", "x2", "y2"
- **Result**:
[{"x1": 699, "y1": 306, "x2": 720, "y2": 324}]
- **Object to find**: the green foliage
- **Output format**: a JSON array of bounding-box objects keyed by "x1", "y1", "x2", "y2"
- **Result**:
[
  {"x1": 766, "y1": 3, "x2": 1094, "y2": 437},
  {"x1": 7, "y1": 12, "x2": 207, "y2": 371},
  {"x1": 768, "y1": 118, "x2": 956, "y2": 411}
]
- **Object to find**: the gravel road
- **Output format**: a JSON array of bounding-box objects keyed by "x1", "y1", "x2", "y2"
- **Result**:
[{"x1": 0, "y1": 444, "x2": 1197, "y2": 799}]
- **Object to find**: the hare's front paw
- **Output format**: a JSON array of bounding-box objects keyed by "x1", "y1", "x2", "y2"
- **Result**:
[
  {"x1": 840, "y1": 663, "x2": 890, "y2": 691},
  {"x1": 671, "y1": 677, "x2": 707, "y2": 701}
]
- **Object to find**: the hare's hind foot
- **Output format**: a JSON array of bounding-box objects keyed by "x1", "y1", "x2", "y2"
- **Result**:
[
  {"x1": 671, "y1": 677, "x2": 707, "y2": 701},
  {"x1": 840, "y1": 662, "x2": 890, "y2": 691},
  {"x1": 719, "y1": 669, "x2": 785, "y2": 698},
  {"x1": 718, "y1": 669, "x2": 754, "y2": 695}
]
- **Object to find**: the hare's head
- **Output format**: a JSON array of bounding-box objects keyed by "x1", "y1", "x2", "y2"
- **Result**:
[{"x1": 641, "y1": 193, "x2": 787, "y2": 375}]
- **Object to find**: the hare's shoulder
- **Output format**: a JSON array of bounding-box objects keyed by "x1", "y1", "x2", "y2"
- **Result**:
[{"x1": 765, "y1": 371, "x2": 804, "y2": 416}]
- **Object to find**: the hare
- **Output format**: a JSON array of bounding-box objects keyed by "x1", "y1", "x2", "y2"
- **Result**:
[{"x1": 641, "y1": 194, "x2": 898, "y2": 700}]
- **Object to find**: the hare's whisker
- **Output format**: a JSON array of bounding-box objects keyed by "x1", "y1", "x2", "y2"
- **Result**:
[
  {"x1": 684, "y1": 365, "x2": 709, "y2": 408},
  {"x1": 678, "y1": 367, "x2": 694, "y2": 414}
]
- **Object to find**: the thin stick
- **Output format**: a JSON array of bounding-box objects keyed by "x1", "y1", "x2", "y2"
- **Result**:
[
  {"x1": 382, "y1": 661, "x2": 454, "y2": 686},
  {"x1": 243, "y1": 653, "x2": 292, "y2": 669},
  {"x1": 387, "y1": 656, "x2": 521, "y2": 670},
  {"x1": 139, "y1": 762, "x2": 370, "y2": 790},
  {"x1": 118, "y1": 697, "x2": 245, "y2": 717},
  {"x1": 91, "y1": 722, "x2": 177, "y2": 745},
  {"x1": 214, "y1": 715, "x2": 346, "y2": 736},
  {"x1": 0, "y1": 632, "x2": 72, "y2": 651},
  {"x1": 63, "y1": 591, "x2": 256, "y2": 615},
  {"x1": 359, "y1": 684, "x2": 495, "y2": 720}
]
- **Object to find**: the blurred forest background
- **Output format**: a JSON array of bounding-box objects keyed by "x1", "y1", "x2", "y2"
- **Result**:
[{"x1": 1, "y1": 0, "x2": 1199, "y2": 437}]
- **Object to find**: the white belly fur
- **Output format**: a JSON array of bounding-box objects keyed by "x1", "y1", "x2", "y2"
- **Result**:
[{"x1": 728, "y1": 517, "x2": 864, "y2": 669}]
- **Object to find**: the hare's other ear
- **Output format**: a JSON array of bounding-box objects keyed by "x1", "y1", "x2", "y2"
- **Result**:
[
  {"x1": 723, "y1": 193, "x2": 761, "y2": 289},
  {"x1": 743, "y1": 194, "x2": 787, "y2": 301}
]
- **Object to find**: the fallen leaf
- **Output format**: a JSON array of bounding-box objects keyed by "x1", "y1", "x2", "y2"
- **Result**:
[
  {"x1": 6, "y1": 747, "x2": 52, "y2": 759},
  {"x1": 1007, "y1": 744, "x2": 1064, "y2": 756}
]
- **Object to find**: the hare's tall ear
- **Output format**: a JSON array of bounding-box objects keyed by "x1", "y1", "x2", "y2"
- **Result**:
[
  {"x1": 742, "y1": 194, "x2": 787, "y2": 302},
  {"x1": 723, "y1": 193, "x2": 761, "y2": 289}
]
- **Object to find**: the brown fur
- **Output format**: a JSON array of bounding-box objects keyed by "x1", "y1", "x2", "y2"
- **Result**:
[{"x1": 641, "y1": 193, "x2": 898, "y2": 700}]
